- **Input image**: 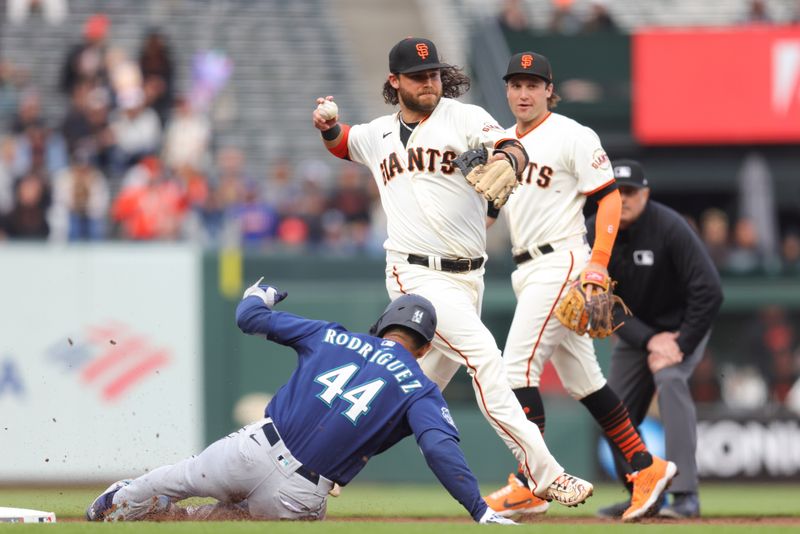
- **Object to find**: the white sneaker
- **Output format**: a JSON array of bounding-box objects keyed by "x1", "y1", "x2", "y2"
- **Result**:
[{"x1": 543, "y1": 472, "x2": 593, "y2": 507}]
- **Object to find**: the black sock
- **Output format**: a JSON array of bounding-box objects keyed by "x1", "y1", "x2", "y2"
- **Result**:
[
  {"x1": 513, "y1": 386, "x2": 545, "y2": 435},
  {"x1": 512, "y1": 386, "x2": 545, "y2": 486},
  {"x1": 581, "y1": 384, "x2": 650, "y2": 468}
]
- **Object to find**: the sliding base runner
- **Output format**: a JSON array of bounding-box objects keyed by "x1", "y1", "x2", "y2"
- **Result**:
[{"x1": 0, "y1": 507, "x2": 56, "y2": 523}]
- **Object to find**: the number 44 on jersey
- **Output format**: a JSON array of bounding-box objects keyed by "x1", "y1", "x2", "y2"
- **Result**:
[{"x1": 315, "y1": 364, "x2": 386, "y2": 425}]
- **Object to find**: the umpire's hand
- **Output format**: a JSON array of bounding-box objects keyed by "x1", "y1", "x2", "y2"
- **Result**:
[{"x1": 646, "y1": 332, "x2": 683, "y2": 373}]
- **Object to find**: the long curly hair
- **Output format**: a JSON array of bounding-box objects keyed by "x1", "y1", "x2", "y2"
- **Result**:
[
  {"x1": 382, "y1": 66, "x2": 471, "y2": 105},
  {"x1": 548, "y1": 89, "x2": 561, "y2": 109}
]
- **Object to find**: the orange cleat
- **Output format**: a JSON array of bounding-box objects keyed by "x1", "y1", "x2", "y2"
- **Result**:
[
  {"x1": 622, "y1": 455, "x2": 678, "y2": 522},
  {"x1": 483, "y1": 473, "x2": 550, "y2": 518}
]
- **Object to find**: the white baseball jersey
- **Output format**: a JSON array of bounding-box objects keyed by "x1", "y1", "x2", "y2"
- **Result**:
[
  {"x1": 502, "y1": 111, "x2": 613, "y2": 396},
  {"x1": 341, "y1": 97, "x2": 566, "y2": 493},
  {"x1": 347, "y1": 97, "x2": 509, "y2": 258},
  {"x1": 504, "y1": 112, "x2": 613, "y2": 255}
]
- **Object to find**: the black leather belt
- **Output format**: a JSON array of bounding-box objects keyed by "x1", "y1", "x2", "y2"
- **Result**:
[
  {"x1": 262, "y1": 421, "x2": 320, "y2": 485},
  {"x1": 512, "y1": 244, "x2": 555, "y2": 265},
  {"x1": 407, "y1": 254, "x2": 485, "y2": 272}
]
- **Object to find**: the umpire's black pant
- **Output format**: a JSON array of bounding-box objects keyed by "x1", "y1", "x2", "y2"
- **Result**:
[{"x1": 607, "y1": 331, "x2": 710, "y2": 495}]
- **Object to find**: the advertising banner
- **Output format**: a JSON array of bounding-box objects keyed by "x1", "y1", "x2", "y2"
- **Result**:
[
  {"x1": 633, "y1": 26, "x2": 800, "y2": 144},
  {"x1": 0, "y1": 245, "x2": 202, "y2": 482},
  {"x1": 697, "y1": 415, "x2": 800, "y2": 479}
]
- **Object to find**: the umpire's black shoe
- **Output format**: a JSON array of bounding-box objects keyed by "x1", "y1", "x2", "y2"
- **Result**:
[
  {"x1": 658, "y1": 492, "x2": 700, "y2": 519},
  {"x1": 596, "y1": 500, "x2": 629, "y2": 519}
]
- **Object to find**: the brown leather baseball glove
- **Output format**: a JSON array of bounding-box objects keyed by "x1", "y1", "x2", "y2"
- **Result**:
[
  {"x1": 555, "y1": 270, "x2": 631, "y2": 338},
  {"x1": 453, "y1": 147, "x2": 520, "y2": 209}
]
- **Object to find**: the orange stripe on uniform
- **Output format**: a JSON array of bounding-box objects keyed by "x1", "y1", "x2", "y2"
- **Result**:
[
  {"x1": 583, "y1": 177, "x2": 616, "y2": 197},
  {"x1": 391, "y1": 265, "x2": 539, "y2": 490},
  {"x1": 525, "y1": 251, "x2": 575, "y2": 387},
  {"x1": 515, "y1": 111, "x2": 552, "y2": 139}
]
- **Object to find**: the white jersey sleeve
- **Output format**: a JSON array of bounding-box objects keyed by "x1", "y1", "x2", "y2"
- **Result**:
[
  {"x1": 462, "y1": 104, "x2": 513, "y2": 150},
  {"x1": 346, "y1": 122, "x2": 375, "y2": 167},
  {"x1": 567, "y1": 125, "x2": 613, "y2": 195}
]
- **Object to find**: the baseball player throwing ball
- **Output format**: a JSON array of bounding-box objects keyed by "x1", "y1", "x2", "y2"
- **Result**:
[
  {"x1": 482, "y1": 52, "x2": 676, "y2": 522},
  {"x1": 312, "y1": 37, "x2": 593, "y2": 507},
  {"x1": 87, "y1": 281, "x2": 515, "y2": 524}
]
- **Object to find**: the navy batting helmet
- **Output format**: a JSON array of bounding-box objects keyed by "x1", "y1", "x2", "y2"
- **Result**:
[{"x1": 369, "y1": 294, "x2": 437, "y2": 343}]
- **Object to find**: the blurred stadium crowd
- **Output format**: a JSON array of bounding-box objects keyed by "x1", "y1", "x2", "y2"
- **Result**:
[
  {"x1": 0, "y1": 8, "x2": 384, "y2": 252},
  {"x1": 0, "y1": 1, "x2": 797, "y2": 271},
  {"x1": 0, "y1": 1, "x2": 797, "y2": 275}
]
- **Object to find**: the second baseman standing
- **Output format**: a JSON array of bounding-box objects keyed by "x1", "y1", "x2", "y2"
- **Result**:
[
  {"x1": 482, "y1": 52, "x2": 676, "y2": 522},
  {"x1": 312, "y1": 37, "x2": 593, "y2": 506}
]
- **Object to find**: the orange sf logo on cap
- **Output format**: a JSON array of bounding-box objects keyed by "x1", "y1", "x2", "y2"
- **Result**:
[
  {"x1": 521, "y1": 54, "x2": 533, "y2": 69},
  {"x1": 416, "y1": 43, "x2": 429, "y2": 60}
]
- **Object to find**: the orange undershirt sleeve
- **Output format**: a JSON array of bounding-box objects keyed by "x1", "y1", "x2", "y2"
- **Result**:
[{"x1": 590, "y1": 189, "x2": 621, "y2": 267}]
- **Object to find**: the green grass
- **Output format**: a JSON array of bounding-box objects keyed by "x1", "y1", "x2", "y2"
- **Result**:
[{"x1": 0, "y1": 483, "x2": 798, "y2": 533}]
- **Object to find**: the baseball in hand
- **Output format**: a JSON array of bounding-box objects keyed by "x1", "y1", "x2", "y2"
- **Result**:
[{"x1": 317, "y1": 100, "x2": 338, "y2": 120}]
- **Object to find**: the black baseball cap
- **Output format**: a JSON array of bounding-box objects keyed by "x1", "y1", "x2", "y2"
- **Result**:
[
  {"x1": 612, "y1": 159, "x2": 649, "y2": 188},
  {"x1": 369, "y1": 294, "x2": 437, "y2": 344},
  {"x1": 503, "y1": 52, "x2": 553, "y2": 83},
  {"x1": 389, "y1": 37, "x2": 450, "y2": 74}
]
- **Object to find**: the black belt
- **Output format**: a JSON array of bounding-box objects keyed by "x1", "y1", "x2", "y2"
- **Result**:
[
  {"x1": 262, "y1": 422, "x2": 320, "y2": 485},
  {"x1": 407, "y1": 254, "x2": 484, "y2": 272},
  {"x1": 512, "y1": 244, "x2": 555, "y2": 265}
]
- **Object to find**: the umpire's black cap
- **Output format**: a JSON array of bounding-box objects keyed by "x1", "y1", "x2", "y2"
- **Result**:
[
  {"x1": 389, "y1": 37, "x2": 450, "y2": 74},
  {"x1": 369, "y1": 294, "x2": 437, "y2": 344},
  {"x1": 612, "y1": 159, "x2": 649, "y2": 188},
  {"x1": 503, "y1": 52, "x2": 553, "y2": 83}
]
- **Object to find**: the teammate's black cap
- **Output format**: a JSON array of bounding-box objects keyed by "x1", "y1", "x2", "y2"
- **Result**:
[
  {"x1": 612, "y1": 159, "x2": 649, "y2": 188},
  {"x1": 389, "y1": 37, "x2": 450, "y2": 74},
  {"x1": 503, "y1": 51, "x2": 553, "y2": 83},
  {"x1": 369, "y1": 294, "x2": 437, "y2": 344}
]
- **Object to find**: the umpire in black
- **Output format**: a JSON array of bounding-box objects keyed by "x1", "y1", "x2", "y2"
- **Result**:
[{"x1": 588, "y1": 160, "x2": 723, "y2": 519}]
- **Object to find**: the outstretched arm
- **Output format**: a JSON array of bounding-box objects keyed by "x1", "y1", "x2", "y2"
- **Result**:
[
  {"x1": 405, "y1": 395, "x2": 515, "y2": 524},
  {"x1": 235, "y1": 278, "x2": 326, "y2": 348},
  {"x1": 417, "y1": 428, "x2": 489, "y2": 522}
]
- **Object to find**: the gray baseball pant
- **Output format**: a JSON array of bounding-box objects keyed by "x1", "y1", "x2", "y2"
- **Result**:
[
  {"x1": 607, "y1": 331, "x2": 710, "y2": 494},
  {"x1": 113, "y1": 418, "x2": 334, "y2": 520}
]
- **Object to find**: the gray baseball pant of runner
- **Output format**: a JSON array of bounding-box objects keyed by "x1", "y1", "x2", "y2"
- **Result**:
[
  {"x1": 607, "y1": 331, "x2": 710, "y2": 494},
  {"x1": 113, "y1": 418, "x2": 334, "y2": 520}
]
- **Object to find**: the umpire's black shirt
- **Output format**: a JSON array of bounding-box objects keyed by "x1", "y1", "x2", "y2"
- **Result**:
[{"x1": 587, "y1": 200, "x2": 723, "y2": 356}]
